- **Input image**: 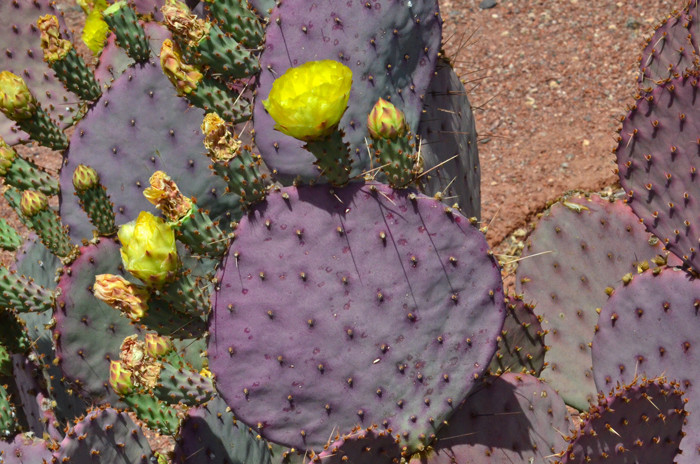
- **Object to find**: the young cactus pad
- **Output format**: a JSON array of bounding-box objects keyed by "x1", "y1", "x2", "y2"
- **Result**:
[
  {"x1": 0, "y1": 0, "x2": 77, "y2": 144},
  {"x1": 208, "y1": 183, "x2": 505, "y2": 453}
]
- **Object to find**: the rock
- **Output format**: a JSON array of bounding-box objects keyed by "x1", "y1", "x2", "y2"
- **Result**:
[
  {"x1": 625, "y1": 17, "x2": 641, "y2": 29},
  {"x1": 479, "y1": 0, "x2": 497, "y2": 10}
]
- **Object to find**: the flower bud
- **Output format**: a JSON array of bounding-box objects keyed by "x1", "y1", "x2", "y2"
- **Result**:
[
  {"x1": 367, "y1": 98, "x2": 406, "y2": 140},
  {"x1": 20, "y1": 190, "x2": 49, "y2": 217},
  {"x1": 109, "y1": 360, "x2": 134, "y2": 395},
  {"x1": 93, "y1": 274, "x2": 149, "y2": 321},
  {"x1": 0, "y1": 137, "x2": 16, "y2": 176},
  {"x1": 0, "y1": 71, "x2": 38, "y2": 121},
  {"x1": 143, "y1": 171, "x2": 193, "y2": 223},
  {"x1": 160, "y1": 39, "x2": 203, "y2": 96},
  {"x1": 118, "y1": 211, "x2": 180, "y2": 287},
  {"x1": 144, "y1": 333, "x2": 173, "y2": 358},
  {"x1": 262, "y1": 60, "x2": 353, "y2": 141},
  {"x1": 37, "y1": 15, "x2": 73, "y2": 63},
  {"x1": 201, "y1": 112, "x2": 241, "y2": 162},
  {"x1": 72, "y1": 164, "x2": 100, "y2": 193}
]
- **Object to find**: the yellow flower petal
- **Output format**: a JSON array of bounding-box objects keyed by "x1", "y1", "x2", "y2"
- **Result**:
[{"x1": 263, "y1": 60, "x2": 352, "y2": 141}]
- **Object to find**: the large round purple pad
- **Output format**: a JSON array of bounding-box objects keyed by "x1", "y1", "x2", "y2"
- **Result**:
[{"x1": 208, "y1": 182, "x2": 505, "y2": 453}]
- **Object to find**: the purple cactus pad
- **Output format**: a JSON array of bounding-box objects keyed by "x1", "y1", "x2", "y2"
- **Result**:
[
  {"x1": 516, "y1": 193, "x2": 675, "y2": 410},
  {"x1": 208, "y1": 182, "x2": 505, "y2": 453},
  {"x1": 60, "y1": 61, "x2": 242, "y2": 241},
  {"x1": 616, "y1": 72, "x2": 700, "y2": 273},
  {"x1": 559, "y1": 377, "x2": 686, "y2": 464},
  {"x1": 592, "y1": 269, "x2": 699, "y2": 463},
  {"x1": 418, "y1": 373, "x2": 572, "y2": 464},
  {"x1": 253, "y1": 0, "x2": 442, "y2": 182},
  {"x1": 638, "y1": 2, "x2": 699, "y2": 90},
  {"x1": 0, "y1": 434, "x2": 52, "y2": 464}
]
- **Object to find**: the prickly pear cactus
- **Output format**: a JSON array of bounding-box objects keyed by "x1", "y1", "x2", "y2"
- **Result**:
[
  {"x1": 208, "y1": 183, "x2": 505, "y2": 453},
  {"x1": 516, "y1": 193, "x2": 675, "y2": 410}
]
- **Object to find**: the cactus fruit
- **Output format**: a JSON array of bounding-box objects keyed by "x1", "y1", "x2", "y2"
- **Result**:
[
  {"x1": 516, "y1": 193, "x2": 676, "y2": 410},
  {"x1": 557, "y1": 377, "x2": 687, "y2": 464},
  {"x1": 208, "y1": 183, "x2": 505, "y2": 453}
]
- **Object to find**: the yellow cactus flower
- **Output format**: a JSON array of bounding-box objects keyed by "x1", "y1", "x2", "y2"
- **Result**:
[
  {"x1": 143, "y1": 171, "x2": 193, "y2": 223},
  {"x1": 81, "y1": 0, "x2": 110, "y2": 54},
  {"x1": 262, "y1": 60, "x2": 352, "y2": 141},
  {"x1": 118, "y1": 211, "x2": 180, "y2": 287},
  {"x1": 93, "y1": 274, "x2": 150, "y2": 321}
]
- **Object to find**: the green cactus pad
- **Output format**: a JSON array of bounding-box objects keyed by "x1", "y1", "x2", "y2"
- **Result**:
[
  {"x1": 0, "y1": 265, "x2": 54, "y2": 313},
  {"x1": 47, "y1": 47, "x2": 102, "y2": 102},
  {"x1": 121, "y1": 391, "x2": 180, "y2": 435},
  {"x1": 0, "y1": 219, "x2": 23, "y2": 252},
  {"x1": 103, "y1": 1, "x2": 152, "y2": 63},
  {"x1": 1, "y1": 151, "x2": 59, "y2": 196}
]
